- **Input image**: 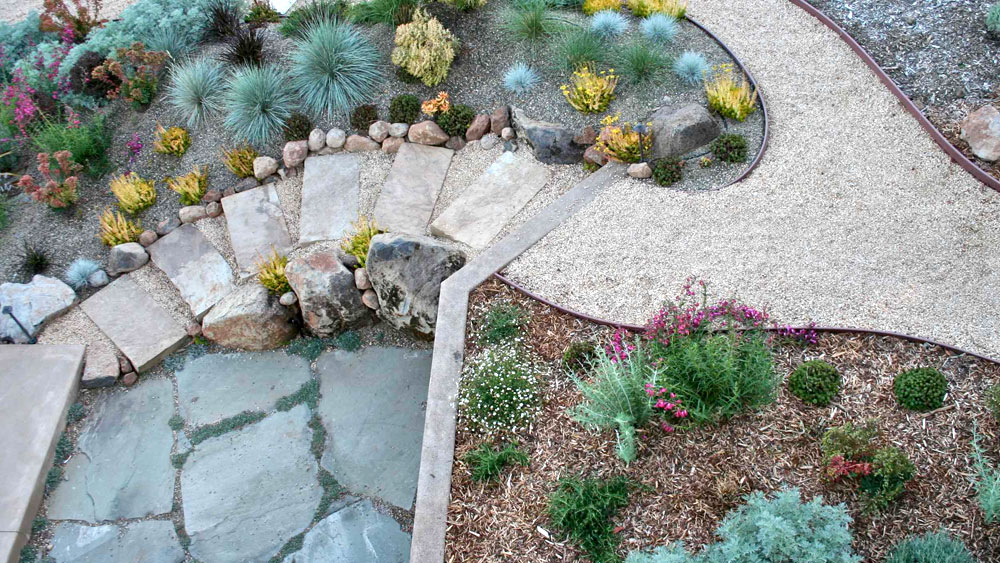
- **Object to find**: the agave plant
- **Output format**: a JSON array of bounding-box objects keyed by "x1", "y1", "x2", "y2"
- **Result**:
[
  {"x1": 223, "y1": 64, "x2": 296, "y2": 146},
  {"x1": 290, "y1": 20, "x2": 381, "y2": 118}
]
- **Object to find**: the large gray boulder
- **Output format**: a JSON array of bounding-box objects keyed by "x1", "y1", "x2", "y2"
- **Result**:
[
  {"x1": 510, "y1": 106, "x2": 586, "y2": 164},
  {"x1": 285, "y1": 247, "x2": 369, "y2": 336},
  {"x1": 0, "y1": 275, "x2": 76, "y2": 342},
  {"x1": 201, "y1": 283, "x2": 297, "y2": 350},
  {"x1": 648, "y1": 103, "x2": 720, "y2": 160},
  {"x1": 366, "y1": 234, "x2": 465, "y2": 337}
]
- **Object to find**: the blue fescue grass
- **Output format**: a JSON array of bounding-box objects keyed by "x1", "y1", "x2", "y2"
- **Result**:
[
  {"x1": 673, "y1": 50, "x2": 708, "y2": 85},
  {"x1": 503, "y1": 0, "x2": 568, "y2": 43},
  {"x1": 290, "y1": 20, "x2": 382, "y2": 118},
  {"x1": 640, "y1": 13, "x2": 678, "y2": 43},
  {"x1": 223, "y1": 64, "x2": 296, "y2": 146},
  {"x1": 589, "y1": 10, "x2": 627, "y2": 38},
  {"x1": 552, "y1": 28, "x2": 607, "y2": 72},
  {"x1": 144, "y1": 25, "x2": 203, "y2": 62},
  {"x1": 503, "y1": 62, "x2": 541, "y2": 94},
  {"x1": 64, "y1": 258, "x2": 101, "y2": 290},
  {"x1": 166, "y1": 58, "x2": 225, "y2": 129}
]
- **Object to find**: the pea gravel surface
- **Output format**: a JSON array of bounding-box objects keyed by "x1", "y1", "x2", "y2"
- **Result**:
[{"x1": 505, "y1": 0, "x2": 1000, "y2": 360}]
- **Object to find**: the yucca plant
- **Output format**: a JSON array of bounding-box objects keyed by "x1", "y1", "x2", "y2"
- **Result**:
[
  {"x1": 222, "y1": 26, "x2": 265, "y2": 68},
  {"x1": 166, "y1": 58, "x2": 225, "y2": 128},
  {"x1": 256, "y1": 248, "x2": 290, "y2": 295},
  {"x1": 340, "y1": 216, "x2": 381, "y2": 268},
  {"x1": 291, "y1": 20, "x2": 382, "y2": 118},
  {"x1": 110, "y1": 173, "x2": 157, "y2": 214},
  {"x1": 99, "y1": 208, "x2": 143, "y2": 247},
  {"x1": 167, "y1": 166, "x2": 209, "y2": 205},
  {"x1": 223, "y1": 64, "x2": 296, "y2": 146},
  {"x1": 223, "y1": 145, "x2": 259, "y2": 178}
]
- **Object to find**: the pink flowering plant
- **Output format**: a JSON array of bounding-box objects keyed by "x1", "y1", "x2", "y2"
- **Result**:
[{"x1": 17, "y1": 150, "x2": 81, "y2": 208}]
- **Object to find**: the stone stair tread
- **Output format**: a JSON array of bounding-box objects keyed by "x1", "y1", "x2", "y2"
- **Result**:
[
  {"x1": 147, "y1": 223, "x2": 235, "y2": 319},
  {"x1": 221, "y1": 185, "x2": 293, "y2": 276},
  {"x1": 300, "y1": 153, "x2": 360, "y2": 245},
  {"x1": 80, "y1": 276, "x2": 187, "y2": 372},
  {"x1": 374, "y1": 143, "x2": 453, "y2": 235},
  {"x1": 430, "y1": 151, "x2": 550, "y2": 249}
]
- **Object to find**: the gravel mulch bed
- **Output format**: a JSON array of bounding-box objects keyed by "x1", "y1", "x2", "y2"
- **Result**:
[
  {"x1": 447, "y1": 279, "x2": 1000, "y2": 562},
  {"x1": 805, "y1": 0, "x2": 1000, "y2": 181}
]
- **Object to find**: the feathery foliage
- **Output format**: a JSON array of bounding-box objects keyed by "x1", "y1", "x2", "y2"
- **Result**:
[
  {"x1": 166, "y1": 166, "x2": 208, "y2": 205},
  {"x1": 503, "y1": 0, "x2": 567, "y2": 43},
  {"x1": 19, "y1": 242, "x2": 50, "y2": 275},
  {"x1": 640, "y1": 13, "x2": 678, "y2": 43},
  {"x1": 673, "y1": 50, "x2": 708, "y2": 85},
  {"x1": 64, "y1": 258, "x2": 101, "y2": 289},
  {"x1": 256, "y1": 248, "x2": 290, "y2": 295},
  {"x1": 464, "y1": 442, "x2": 530, "y2": 482},
  {"x1": 552, "y1": 28, "x2": 607, "y2": 71},
  {"x1": 292, "y1": 20, "x2": 381, "y2": 118},
  {"x1": 223, "y1": 64, "x2": 295, "y2": 145},
  {"x1": 885, "y1": 531, "x2": 974, "y2": 563},
  {"x1": 280, "y1": 0, "x2": 346, "y2": 37},
  {"x1": 340, "y1": 216, "x2": 381, "y2": 267},
  {"x1": 615, "y1": 39, "x2": 669, "y2": 85},
  {"x1": 222, "y1": 145, "x2": 258, "y2": 177},
  {"x1": 972, "y1": 427, "x2": 1000, "y2": 523},
  {"x1": 144, "y1": 26, "x2": 202, "y2": 61},
  {"x1": 503, "y1": 62, "x2": 541, "y2": 94},
  {"x1": 548, "y1": 475, "x2": 633, "y2": 563},
  {"x1": 391, "y1": 10, "x2": 458, "y2": 87},
  {"x1": 166, "y1": 58, "x2": 225, "y2": 128},
  {"x1": 98, "y1": 208, "x2": 142, "y2": 246},
  {"x1": 590, "y1": 10, "x2": 627, "y2": 38},
  {"x1": 110, "y1": 173, "x2": 157, "y2": 214},
  {"x1": 31, "y1": 114, "x2": 110, "y2": 175}
]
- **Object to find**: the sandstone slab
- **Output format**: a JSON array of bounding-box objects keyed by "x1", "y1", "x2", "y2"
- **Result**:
[
  {"x1": 299, "y1": 154, "x2": 360, "y2": 245},
  {"x1": 201, "y1": 283, "x2": 298, "y2": 350},
  {"x1": 147, "y1": 224, "x2": 234, "y2": 318},
  {"x1": 0, "y1": 275, "x2": 76, "y2": 343},
  {"x1": 373, "y1": 143, "x2": 453, "y2": 235},
  {"x1": 221, "y1": 185, "x2": 293, "y2": 276}
]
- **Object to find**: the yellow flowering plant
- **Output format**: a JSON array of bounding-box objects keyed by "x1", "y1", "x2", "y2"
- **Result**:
[
  {"x1": 593, "y1": 114, "x2": 653, "y2": 163},
  {"x1": 583, "y1": 0, "x2": 621, "y2": 15},
  {"x1": 166, "y1": 166, "x2": 208, "y2": 206},
  {"x1": 704, "y1": 63, "x2": 758, "y2": 121},
  {"x1": 421, "y1": 91, "x2": 451, "y2": 116},
  {"x1": 561, "y1": 67, "x2": 618, "y2": 114},
  {"x1": 627, "y1": 0, "x2": 686, "y2": 18},
  {"x1": 98, "y1": 208, "x2": 142, "y2": 246},
  {"x1": 152, "y1": 124, "x2": 191, "y2": 157},
  {"x1": 110, "y1": 172, "x2": 157, "y2": 214}
]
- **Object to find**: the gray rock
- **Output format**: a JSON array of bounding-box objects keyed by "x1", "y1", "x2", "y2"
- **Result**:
[
  {"x1": 286, "y1": 247, "x2": 369, "y2": 336},
  {"x1": 388, "y1": 122, "x2": 409, "y2": 138},
  {"x1": 480, "y1": 133, "x2": 499, "y2": 150},
  {"x1": 373, "y1": 143, "x2": 454, "y2": 235},
  {"x1": 354, "y1": 267, "x2": 371, "y2": 290},
  {"x1": 201, "y1": 283, "x2": 298, "y2": 350},
  {"x1": 366, "y1": 233, "x2": 465, "y2": 336},
  {"x1": 184, "y1": 405, "x2": 321, "y2": 563},
  {"x1": 407, "y1": 120, "x2": 449, "y2": 145},
  {"x1": 628, "y1": 162, "x2": 653, "y2": 178},
  {"x1": 300, "y1": 154, "x2": 359, "y2": 245},
  {"x1": 510, "y1": 106, "x2": 586, "y2": 164},
  {"x1": 147, "y1": 224, "x2": 234, "y2": 318},
  {"x1": 382, "y1": 136, "x2": 404, "y2": 154},
  {"x1": 648, "y1": 103, "x2": 721, "y2": 160},
  {"x1": 445, "y1": 135, "x2": 466, "y2": 150},
  {"x1": 0, "y1": 275, "x2": 76, "y2": 342},
  {"x1": 504, "y1": 139, "x2": 517, "y2": 152},
  {"x1": 202, "y1": 189, "x2": 222, "y2": 203},
  {"x1": 960, "y1": 105, "x2": 1000, "y2": 162},
  {"x1": 176, "y1": 351, "x2": 311, "y2": 426},
  {"x1": 253, "y1": 156, "x2": 279, "y2": 180},
  {"x1": 138, "y1": 230, "x2": 158, "y2": 247},
  {"x1": 86, "y1": 269, "x2": 109, "y2": 288},
  {"x1": 317, "y1": 347, "x2": 432, "y2": 509},
  {"x1": 279, "y1": 291, "x2": 297, "y2": 306},
  {"x1": 234, "y1": 176, "x2": 258, "y2": 193},
  {"x1": 206, "y1": 201, "x2": 222, "y2": 218},
  {"x1": 308, "y1": 127, "x2": 326, "y2": 152},
  {"x1": 584, "y1": 145, "x2": 608, "y2": 167},
  {"x1": 368, "y1": 120, "x2": 390, "y2": 143},
  {"x1": 361, "y1": 289, "x2": 378, "y2": 310},
  {"x1": 81, "y1": 345, "x2": 118, "y2": 389},
  {"x1": 337, "y1": 250, "x2": 360, "y2": 270},
  {"x1": 220, "y1": 185, "x2": 293, "y2": 276},
  {"x1": 283, "y1": 140, "x2": 309, "y2": 168},
  {"x1": 282, "y1": 499, "x2": 411, "y2": 563},
  {"x1": 178, "y1": 205, "x2": 207, "y2": 224},
  {"x1": 107, "y1": 242, "x2": 148, "y2": 276},
  {"x1": 155, "y1": 217, "x2": 181, "y2": 236},
  {"x1": 326, "y1": 127, "x2": 346, "y2": 149},
  {"x1": 466, "y1": 114, "x2": 490, "y2": 141},
  {"x1": 47, "y1": 378, "x2": 175, "y2": 521},
  {"x1": 49, "y1": 521, "x2": 184, "y2": 563}
]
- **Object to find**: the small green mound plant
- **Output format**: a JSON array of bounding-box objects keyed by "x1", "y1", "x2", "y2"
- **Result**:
[
  {"x1": 283, "y1": 112, "x2": 314, "y2": 141},
  {"x1": 652, "y1": 157, "x2": 683, "y2": 186},
  {"x1": 479, "y1": 302, "x2": 529, "y2": 344},
  {"x1": 988, "y1": 2, "x2": 1000, "y2": 39},
  {"x1": 436, "y1": 104, "x2": 477, "y2": 138},
  {"x1": 459, "y1": 345, "x2": 543, "y2": 435},
  {"x1": 894, "y1": 367, "x2": 947, "y2": 412},
  {"x1": 885, "y1": 530, "x2": 975, "y2": 563},
  {"x1": 709, "y1": 133, "x2": 748, "y2": 163},
  {"x1": 563, "y1": 341, "x2": 596, "y2": 373},
  {"x1": 820, "y1": 422, "x2": 915, "y2": 513},
  {"x1": 389, "y1": 94, "x2": 421, "y2": 123},
  {"x1": 350, "y1": 104, "x2": 380, "y2": 131},
  {"x1": 788, "y1": 360, "x2": 841, "y2": 406},
  {"x1": 464, "y1": 442, "x2": 530, "y2": 482},
  {"x1": 390, "y1": 9, "x2": 459, "y2": 87},
  {"x1": 548, "y1": 474, "x2": 633, "y2": 563},
  {"x1": 860, "y1": 446, "x2": 915, "y2": 513}
]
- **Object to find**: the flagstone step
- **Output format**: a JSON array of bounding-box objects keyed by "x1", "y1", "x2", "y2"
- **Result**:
[
  {"x1": 374, "y1": 143, "x2": 453, "y2": 236},
  {"x1": 221, "y1": 185, "x2": 293, "y2": 276},
  {"x1": 147, "y1": 224, "x2": 235, "y2": 319},
  {"x1": 80, "y1": 276, "x2": 188, "y2": 372},
  {"x1": 430, "y1": 151, "x2": 551, "y2": 249},
  {"x1": 300, "y1": 154, "x2": 360, "y2": 245}
]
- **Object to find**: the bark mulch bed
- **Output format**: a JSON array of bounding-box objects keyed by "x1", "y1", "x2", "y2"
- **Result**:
[{"x1": 447, "y1": 278, "x2": 1000, "y2": 562}]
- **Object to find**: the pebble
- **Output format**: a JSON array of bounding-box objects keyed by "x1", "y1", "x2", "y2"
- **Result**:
[
  {"x1": 354, "y1": 268, "x2": 371, "y2": 290},
  {"x1": 480, "y1": 133, "x2": 499, "y2": 150},
  {"x1": 501, "y1": 127, "x2": 515, "y2": 141},
  {"x1": 627, "y1": 162, "x2": 653, "y2": 179},
  {"x1": 156, "y1": 217, "x2": 181, "y2": 236},
  {"x1": 326, "y1": 128, "x2": 347, "y2": 149},
  {"x1": 388, "y1": 123, "x2": 409, "y2": 138},
  {"x1": 138, "y1": 230, "x2": 158, "y2": 247},
  {"x1": 118, "y1": 355, "x2": 133, "y2": 375},
  {"x1": 361, "y1": 289, "x2": 379, "y2": 310},
  {"x1": 206, "y1": 201, "x2": 222, "y2": 218},
  {"x1": 179, "y1": 205, "x2": 208, "y2": 224},
  {"x1": 279, "y1": 291, "x2": 298, "y2": 306},
  {"x1": 122, "y1": 372, "x2": 138, "y2": 387}
]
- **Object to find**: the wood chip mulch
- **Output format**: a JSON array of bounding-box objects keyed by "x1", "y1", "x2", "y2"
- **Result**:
[{"x1": 446, "y1": 279, "x2": 1000, "y2": 562}]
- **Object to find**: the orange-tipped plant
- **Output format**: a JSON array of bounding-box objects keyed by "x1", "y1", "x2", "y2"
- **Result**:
[
  {"x1": 98, "y1": 208, "x2": 142, "y2": 246},
  {"x1": 256, "y1": 248, "x2": 290, "y2": 295},
  {"x1": 704, "y1": 63, "x2": 758, "y2": 121}
]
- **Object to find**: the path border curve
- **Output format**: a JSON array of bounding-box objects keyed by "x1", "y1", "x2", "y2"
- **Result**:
[{"x1": 788, "y1": 0, "x2": 1000, "y2": 193}]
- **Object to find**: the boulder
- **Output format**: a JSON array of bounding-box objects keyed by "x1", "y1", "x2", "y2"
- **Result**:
[
  {"x1": 285, "y1": 247, "x2": 369, "y2": 336},
  {"x1": 253, "y1": 156, "x2": 279, "y2": 180},
  {"x1": 345, "y1": 134, "x2": 381, "y2": 152},
  {"x1": 235, "y1": 177, "x2": 259, "y2": 193},
  {"x1": 179, "y1": 205, "x2": 207, "y2": 223},
  {"x1": 648, "y1": 103, "x2": 720, "y2": 160},
  {"x1": 628, "y1": 162, "x2": 653, "y2": 178},
  {"x1": 388, "y1": 123, "x2": 409, "y2": 138},
  {"x1": 368, "y1": 121, "x2": 391, "y2": 143},
  {"x1": 138, "y1": 230, "x2": 158, "y2": 247},
  {"x1": 490, "y1": 106, "x2": 509, "y2": 135},
  {"x1": 308, "y1": 128, "x2": 326, "y2": 152},
  {"x1": 465, "y1": 114, "x2": 490, "y2": 141},
  {"x1": 107, "y1": 242, "x2": 148, "y2": 275},
  {"x1": 283, "y1": 140, "x2": 308, "y2": 168},
  {"x1": 0, "y1": 275, "x2": 76, "y2": 342},
  {"x1": 326, "y1": 128, "x2": 346, "y2": 149},
  {"x1": 382, "y1": 137, "x2": 404, "y2": 154},
  {"x1": 365, "y1": 233, "x2": 466, "y2": 337},
  {"x1": 407, "y1": 121, "x2": 449, "y2": 146},
  {"x1": 201, "y1": 283, "x2": 298, "y2": 350},
  {"x1": 510, "y1": 106, "x2": 585, "y2": 164},
  {"x1": 445, "y1": 136, "x2": 466, "y2": 150},
  {"x1": 960, "y1": 106, "x2": 1000, "y2": 162}
]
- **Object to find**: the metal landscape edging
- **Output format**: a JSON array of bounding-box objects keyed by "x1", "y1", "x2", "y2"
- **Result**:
[{"x1": 788, "y1": 0, "x2": 1000, "y2": 194}]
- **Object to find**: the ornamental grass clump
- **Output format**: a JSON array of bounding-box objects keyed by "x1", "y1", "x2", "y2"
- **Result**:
[
  {"x1": 788, "y1": 359, "x2": 841, "y2": 406},
  {"x1": 340, "y1": 216, "x2": 381, "y2": 268},
  {"x1": 222, "y1": 26, "x2": 266, "y2": 68},
  {"x1": 256, "y1": 248, "x2": 290, "y2": 295},
  {"x1": 893, "y1": 367, "x2": 947, "y2": 411},
  {"x1": 582, "y1": 0, "x2": 621, "y2": 16},
  {"x1": 166, "y1": 58, "x2": 225, "y2": 128},
  {"x1": 223, "y1": 145, "x2": 258, "y2": 178},
  {"x1": 672, "y1": 51, "x2": 708, "y2": 85},
  {"x1": 350, "y1": 0, "x2": 419, "y2": 26},
  {"x1": 640, "y1": 13, "x2": 678, "y2": 43},
  {"x1": 391, "y1": 10, "x2": 458, "y2": 87},
  {"x1": 98, "y1": 208, "x2": 142, "y2": 246},
  {"x1": 18, "y1": 151, "x2": 81, "y2": 209},
  {"x1": 280, "y1": 0, "x2": 346, "y2": 38},
  {"x1": 704, "y1": 63, "x2": 758, "y2": 121},
  {"x1": 110, "y1": 172, "x2": 156, "y2": 214},
  {"x1": 561, "y1": 66, "x2": 617, "y2": 114},
  {"x1": 223, "y1": 64, "x2": 296, "y2": 146},
  {"x1": 31, "y1": 113, "x2": 110, "y2": 175},
  {"x1": 292, "y1": 20, "x2": 382, "y2": 117},
  {"x1": 205, "y1": 0, "x2": 245, "y2": 40},
  {"x1": 594, "y1": 114, "x2": 653, "y2": 163},
  {"x1": 885, "y1": 531, "x2": 975, "y2": 563},
  {"x1": 548, "y1": 475, "x2": 633, "y2": 563},
  {"x1": 590, "y1": 10, "x2": 627, "y2": 38},
  {"x1": 463, "y1": 442, "x2": 529, "y2": 482},
  {"x1": 503, "y1": 62, "x2": 541, "y2": 94},
  {"x1": 458, "y1": 343, "x2": 544, "y2": 436},
  {"x1": 166, "y1": 166, "x2": 208, "y2": 205},
  {"x1": 615, "y1": 39, "x2": 669, "y2": 85},
  {"x1": 553, "y1": 29, "x2": 606, "y2": 72},
  {"x1": 503, "y1": 0, "x2": 567, "y2": 43},
  {"x1": 64, "y1": 258, "x2": 101, "y2": 290},
  {"x1": 152, "y1": 124, "x2": 191, "y2": 157}
]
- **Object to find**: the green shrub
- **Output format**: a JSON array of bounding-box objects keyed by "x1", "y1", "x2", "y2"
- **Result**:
[
  {"x1": 860, "y1": 446, "x2": 914, "y2": 513},
  {"x1": 652, "y1": 158, "x2": 683, "y2": 186},
  {"x1": 245, "y1": 0, "x2": 281, "y2": 24},
  {"x1": 986, "y1": 382, "x2": 1000, "y2": 422},
  {"x1": 390, "y1": 9, "x2": 458, "y2": 87},
  {"x1": 31, "y1": 114, "x2": 110, "y2": 175},
  {"x1": 988, "y1": 3, "x2": 1000, "y2": 38},
  {"x1": 349, "y1": 0, "x2": 419, "y2": 25},
  {"x1": 788, "y1": 360, "x2": 841, "y2": 406},
  {"x1": 894, "y1": 367, "x2": 947, "y2": 411},
  {"x1": 885, "y1": 530, "x2": 975, "y2": 563},
  {"x1": 280, "y1": 0, "x2": 346, "y2": 38},
  {"x1": 459, "y1": 345, "x2": 543, "y2": 435},
  {"x1": 614, "y1": 40, "x2": 669, "y2": 85},
  {"x1": 563, "y1": 341, "x2": 596, "y2": 372},
  {"x1": 436, "y1": 104, "x2": 476, "y2": 138},
  {"x1": 223, "y1": 64, "x2": 296, "y2": 146},
  {"x1": 709, "y1": 133, "x2": 748, "y2": 164},
  {"x1": 821, "y1": 421, "x2": 877, "y2": 463},
  {"x1": 464, "y1": 442, "x2": 529, "y2": 482},
  {"x1": 389, "y1": 94, "x2": 421, "y2": 124},
  {"x1": 503, "y1": 0, "x2": 567, "y2": 43},
  {"x1": 291, "y1": 20, "x2": 382, "y2": 118},
  {"x1": 350, "y1": 104, "x2": 379, "y2": 131},
  {"x1": 548, "y1": 475, "x2": 633, "y2": 563},
  {"x1": 166, "y1": 58, "x2": 226, "y2": 128},
  {"x1": 479, "y1": 302, "x2": 528, "y2": 344},
  {"x1": 552, "y1": 28, "x2": 606, "y2": 72},
  {"x1": 283, "y1": 112, "x2": 313, "y2": 142},
  {"x1": 972, "y1": 427, "x2": 1000, "y2": 523}
]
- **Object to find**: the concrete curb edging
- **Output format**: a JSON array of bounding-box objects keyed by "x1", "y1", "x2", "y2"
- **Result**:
[{"x1": 409, "y1": 162, "x2": 626, "y2": 562}]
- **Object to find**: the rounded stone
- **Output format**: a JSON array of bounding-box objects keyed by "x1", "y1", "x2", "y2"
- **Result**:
[
  {"x1": 354, "y1": 267, "x2": 371, "y2": 290},
  {"x1": 368, "y1": 121, "x2": 390, "y2": 143},
  {"x1": 118, "y1": 355, "x2": 134, "y2": 375},
  {"x1": 156, "y1": 217, "x2": 181, "y2": 236},
  {"x1": 279, "y1": 291, "x2": 298, "y2": 306},
  {"x1": 326, "y1": 128, "x2": 346, "y2": 149},
  {"x1": 122, "y1": 372, "x2": 138, "y2": 387},
  {"x1": 179, "y1": 205, "x2": 208, "y2": 224},
  {"x1": 138, "y1": 230, "x2": 158, "y2": 247},
  {"x1": 382, "y1": 137, "x2": 404, "y2": 154},
  {"x1": 344, "y1": 135, "x2": 381, "y2": 152},
  {"x1": 87, "y1": 269, "x2": 109, "y2": 288},
  {"x1": 185, "y1": 320, "x2": 202, "y2": 337},
  {"x1": 253, "y1": 156, "x2": 279, "y2": 180},
  {"x1": 388, "y1": 123, "x2": 409, "y2": 138},
  {"x1": 361, "y1": 289, "x2": 379, "y2": 310},
  {"x1": 283, "y1": 140, "x2": 309, "y2": 168},
  {"x1": 501, "y1": 127, "x2": 515, "y2": 141},
  {"x1": 627, "y1": 162, "x2": 653, "y2": 179},
  {"x1": 308, "y1": 128, "x2": 327, "y2": 152},
  {"x1": 206, "y1": 201, "x2": 223, "y2": 218},
  {"x1": 407, "y1": 121, "x2": 449, "y2": 146}
]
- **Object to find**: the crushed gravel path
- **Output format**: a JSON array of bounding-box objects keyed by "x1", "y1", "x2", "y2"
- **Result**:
[{"x1": 505, "y1": 0, "x2": 1000, "y2": 360}]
